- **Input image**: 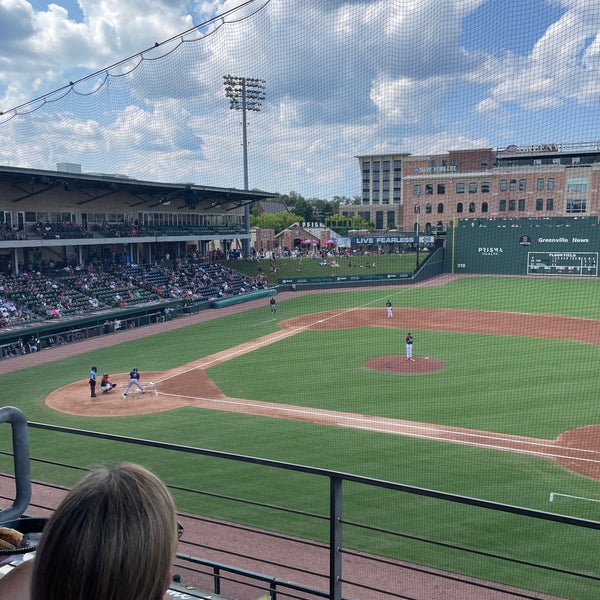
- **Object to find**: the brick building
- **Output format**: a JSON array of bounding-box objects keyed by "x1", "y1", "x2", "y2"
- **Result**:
[{"x1": 347, "y1": 142, "x2": 600, "y2": 233}]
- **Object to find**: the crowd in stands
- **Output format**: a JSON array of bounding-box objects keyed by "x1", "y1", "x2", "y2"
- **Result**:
[
  {"x1": 0, "y1": 258, "x2": 268, "y2": 329},
  {"x1": 0, "y1": 222, "x2": 27, "y2": 240},
  {"x1": 33, "y1": 221, "x2": 92, "y2": 239},
  {"x1": 93, "y1": 220, "x2": 147, "y2": 237}
]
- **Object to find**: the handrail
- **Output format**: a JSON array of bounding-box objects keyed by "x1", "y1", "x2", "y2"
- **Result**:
[
  {"x1": 0, "y1": 407, "x2": 31, "y2": 521},
  {"x1": 12, "y1": 421, "x2": 600, "y2": 599}
]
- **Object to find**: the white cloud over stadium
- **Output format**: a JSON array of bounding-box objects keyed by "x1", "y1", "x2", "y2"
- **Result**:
[{"x1": 0, "y1": 0, "x2": 598, "y2": 199}]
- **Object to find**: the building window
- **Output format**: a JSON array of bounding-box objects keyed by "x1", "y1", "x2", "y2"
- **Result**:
[
  {"x1": 456, "y1": 202, "x2": 463, "y2": 213},
  {"x1": 469, "y1": 202, "x2": 476, "y2": 213},
  {"x1": 363, "y1": 162, "x2": 370, "y2": 173},
  {"x1": 414, "y1": 184, "x2": 421, "y2": 197},
  {"x1": 425, "y1": 202, "x2": 432, "y2": 214},
  {"x1": 509, "y1": 199, "x2": 516, "y2": 211},
  {"x1": 499, "y1": 199, "x2": 506, "y2": 211},
  {"x1": 518, "y1": 199, "x2": 525, "y2": 211},
  {"x1": 547, "y1": 198, "x2": 554, "y2": 210},
  {"x1": 481, "y1": 156, "x2": 488, "y2": 167},
  {"x1": 519, "y1": 179, "x2": 526, "y2": 191},
  {"x1": 509, "y1": 179, "x2": 516, "y2": 191},
  {"x1": 500, "y1": 179, "x2": 507, "y2": 192},
  {"x1": 469, "y1": 182, "x2": 477, "y2": 193},
  {"x1": 425, "y1": 184, "x2": 433, "y2": 195},
  {"x1": 393, "y1": 160, "x2": 401, "y2": 170},
  {"x1": 536, "y1": 198, "x2": 543, "y2": 210},
  {"x1": 536, "y1": 178, "x2": 544, "y2": 190},
  {"x1": 387, "y1": 211, "x2": 395, "y2": 228},
  {"x1": 437, "y1": 183, "x2": 445, "y2": 194},
  {"x1": 547, "y1": 178, "x2": 555, "y2": 190},
  {"x1": 456, "y1": 183, "x2": 465, "y2": 193},
  {"x1": 566, "y1": 198, "x2": 587, "y2": 213},
  {"x1": 362, "y1": 196, "x2": 369, "y2": 205},
  {"x1": 481, "y1": 202, "x2": 488, "y2": 213},
  {"x1": 382, "y1": 192, "x2": 390, "y2": 205},
  {"x1": 567, "y1": 177, "x2": 588, "y2": 193},
  {"x1": 372, "y1": 161, "x2": 380, "y2": 172},
  {"x1": 383, "y1": 161, "x2": 390, "y2": 172},
  {"x1": 437, "y1": 221, "x2": 444, "y2": 232},
  {"x1": 481, "y1": 182, "x2": 490, "y2": 193},
  {"x1": 437, "y1": 203, "x2": 444, "y2": 214}
]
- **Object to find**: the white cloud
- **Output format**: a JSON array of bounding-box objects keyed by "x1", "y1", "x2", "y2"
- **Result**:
[{"x1": 0, "y1": 0, "x2": 599, "y2": 199}]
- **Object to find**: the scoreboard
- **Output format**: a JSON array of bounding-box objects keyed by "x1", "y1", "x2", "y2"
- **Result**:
[{"x1": 527, "y1": 252, "x2": 598, "y2": 276}]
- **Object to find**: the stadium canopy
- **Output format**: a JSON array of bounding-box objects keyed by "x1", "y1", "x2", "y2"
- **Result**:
[{"x1": 0, "y1": 165, "x2": 275, "y2": 211}]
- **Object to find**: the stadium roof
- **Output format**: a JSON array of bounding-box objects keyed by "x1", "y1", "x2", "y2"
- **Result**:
[{"x1": 0, "y1": 165, "x2": 276, "y2": 210}]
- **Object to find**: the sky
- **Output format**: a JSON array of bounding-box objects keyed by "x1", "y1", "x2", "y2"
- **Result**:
[{"x1": 0, "y1": 0, "x2": 599, "y2": 200}]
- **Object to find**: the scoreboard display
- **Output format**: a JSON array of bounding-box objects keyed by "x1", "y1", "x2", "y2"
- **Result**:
[{"x1": 527, "y1": 252, "x2": 598, "y2": 276}]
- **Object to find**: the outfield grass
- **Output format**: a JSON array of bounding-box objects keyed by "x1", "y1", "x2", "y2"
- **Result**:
[
  {"x1": 223, "y1": 252, "x2": 419, "y2": 280},
  {"x1": 1, "y1": 276, "x2": 600, "y2": 598}
]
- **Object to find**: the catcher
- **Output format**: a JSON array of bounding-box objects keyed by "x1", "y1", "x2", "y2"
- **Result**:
[{"x1": 100, "y1": 373, "x2": 117, "y2": 393}]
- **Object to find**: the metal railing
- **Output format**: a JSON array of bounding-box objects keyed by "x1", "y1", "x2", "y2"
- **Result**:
[{"x1": 1, "y1": 416, "x2": 599, "y2": 599}]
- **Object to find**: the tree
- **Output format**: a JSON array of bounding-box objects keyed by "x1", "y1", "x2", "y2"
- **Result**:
[{"x1": 250, "y1": 211, "x2": 302, "y2": 234}]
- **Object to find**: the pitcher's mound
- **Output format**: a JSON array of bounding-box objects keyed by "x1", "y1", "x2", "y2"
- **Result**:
[{"x1": 365, "y1": 355, "x2": 444, "y2": 373}]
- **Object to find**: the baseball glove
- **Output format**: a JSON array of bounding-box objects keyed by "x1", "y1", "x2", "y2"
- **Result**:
[{"x1": 111, "y1": 383, "x2": 117, "y2": 388}]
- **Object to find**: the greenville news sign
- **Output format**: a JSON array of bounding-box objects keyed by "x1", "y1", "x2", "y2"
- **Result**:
[{"x1": 447, "y1": 222, "x2": 600, "y2": 275}]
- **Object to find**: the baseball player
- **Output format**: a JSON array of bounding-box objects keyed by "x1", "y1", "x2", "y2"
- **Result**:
[
  {"x1": 386, "y1": 299, "x2": 393, "y2": 318},
  {"x1": 100, "y1": 373, "x2": 117, "y2": 393},
  {"x1": 122, "y1": 368, "x2": 145, "y2": 397},
  {"x1": 405, "y1": 332, "x2": 414, "y2": 361}
]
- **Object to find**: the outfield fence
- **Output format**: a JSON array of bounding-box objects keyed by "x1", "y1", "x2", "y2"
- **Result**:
[{"x1": 0, "y1": 417, "x2": 599, "y2": 600}]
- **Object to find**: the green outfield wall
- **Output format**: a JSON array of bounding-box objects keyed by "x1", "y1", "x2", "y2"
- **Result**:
[{"x1": 445, "y1": 217, "x2": 600, "y2": 276}]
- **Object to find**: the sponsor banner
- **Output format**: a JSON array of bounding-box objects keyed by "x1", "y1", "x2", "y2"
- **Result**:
[
  {"x1": 281, "y1": 273, "x2": 411, "y2": 284},
  {"x1": 353, "y1": 236, "x2": 435, "y2": 245},
  {"x1": 447, "y1": 219, "x2": 600, "y2": 275}
]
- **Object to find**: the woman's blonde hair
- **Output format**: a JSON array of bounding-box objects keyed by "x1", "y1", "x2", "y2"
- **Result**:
[{"x1": 31, "y1": 462, "x2": 177, "y2": 600}]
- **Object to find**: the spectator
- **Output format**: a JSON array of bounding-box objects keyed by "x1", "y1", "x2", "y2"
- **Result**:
[{"x1": 0, "y1": 462, "x2": 179, "y2": 600}]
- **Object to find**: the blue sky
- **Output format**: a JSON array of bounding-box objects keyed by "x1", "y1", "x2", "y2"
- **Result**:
[{"x1": 0, "y1": 0, "x2": 599, "y2": 200}]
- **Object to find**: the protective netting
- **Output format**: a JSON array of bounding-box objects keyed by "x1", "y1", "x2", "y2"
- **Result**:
[{"x1": 0, "y1": 0, "x2": 599, "y2": 199}]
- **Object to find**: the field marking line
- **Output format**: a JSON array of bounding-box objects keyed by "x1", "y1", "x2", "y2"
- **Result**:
[
  {"x1": 343, "y1": 424, "x2": 600, "y2": 464},
  {"x1": 549, "y1": 492, "x2": 600, "y2": 503},
  {"x1": 151, "y1": 303, "x2": 376, "y2": 385},
  {"x1": 150, "y1": 390, "x2": 600, "y2": 461}
]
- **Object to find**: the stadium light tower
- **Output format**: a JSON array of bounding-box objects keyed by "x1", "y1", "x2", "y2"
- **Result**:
[{"x1": 223, "y1": 75, "x2": 266, "y2": 257}]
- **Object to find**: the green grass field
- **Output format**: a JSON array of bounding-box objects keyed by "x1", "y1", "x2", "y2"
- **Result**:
[
  {"x1": 223, "y1": 252, "x2": 419, "y2": 280},
  {"x1": 1, "y1": 275, "x2": 600, "y2": 598}
]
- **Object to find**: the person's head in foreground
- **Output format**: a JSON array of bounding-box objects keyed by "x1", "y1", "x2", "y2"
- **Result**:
[{"x1": 31, "y1": 462, "x2": 178, "y2": 600}]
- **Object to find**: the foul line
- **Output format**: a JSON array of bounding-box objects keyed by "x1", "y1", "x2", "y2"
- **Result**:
[{"x1": 152, "y1": 391, "x2": 599, "y2": 462}]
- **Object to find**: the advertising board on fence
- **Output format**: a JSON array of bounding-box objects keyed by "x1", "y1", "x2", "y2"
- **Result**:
[{"x1": 446, "y1": 219, "x2": 600, "y2": 276}]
